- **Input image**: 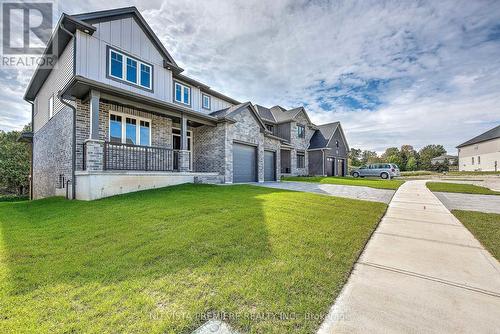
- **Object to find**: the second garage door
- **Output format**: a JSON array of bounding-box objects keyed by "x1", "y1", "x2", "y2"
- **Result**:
[
  {"x1": 233, "y1": 142, "x2": 257, "y2": 183},
  {"x1": 264, "y1": 151, "x2": 276, "y2": 181}
]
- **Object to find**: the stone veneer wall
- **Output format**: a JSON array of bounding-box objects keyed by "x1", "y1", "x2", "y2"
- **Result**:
[
  {"x1": 264, "y1": 136, "x2": 281, "y2": 180},
  {"x1": 75, "y1": 99, "x2": 172, "y2": 171},
  {"x1": 289, "y1": 111, "x2": 315, "y2": 176},
  {"x1": 32, "y1": 106, "x2": 73, "y2": 199},
  {"x1": 225, "y1": 108, "x2": 266, "y2": 183},
  {"x1": 193, "y1": 107, "x2": 281, "y2": 183}
]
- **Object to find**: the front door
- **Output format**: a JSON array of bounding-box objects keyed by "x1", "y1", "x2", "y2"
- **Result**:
[{"x1": 172, "y1": 128, "x2": 192, "y2": 170}]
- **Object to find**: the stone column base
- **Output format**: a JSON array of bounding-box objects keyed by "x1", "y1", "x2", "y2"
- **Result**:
[{"x1": 178, "y1": 150, "x2": 191, "y2": 172}]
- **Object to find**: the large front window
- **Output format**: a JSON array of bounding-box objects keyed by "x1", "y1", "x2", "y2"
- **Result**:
[
  {"x1": 174, "y1": 82, "x2": 191, "y2": 105},
  {"x1": 108, "y1": 47, "x2": 153, "y2": 90},
  {"x1": 109, "y1": 112, "x2": 151, "y2": 146}
]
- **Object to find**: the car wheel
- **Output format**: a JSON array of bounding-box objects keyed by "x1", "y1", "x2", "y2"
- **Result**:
[
  {"x1": 352, "y1": 172, "x2": 359, "y2": 178},
  {"x1": 381, "y1": 172, "x2": 389, "y2": 179}
]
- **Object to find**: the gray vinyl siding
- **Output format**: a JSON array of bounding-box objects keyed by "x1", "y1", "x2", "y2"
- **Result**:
[
  {"x1": 276, "y1": 123, "x2": 291, "y2": 141},
  {"x1": 33, "y1": 37, "x2": 74, "y2": 132},
  {"x1": 75, "y1": 18, "x2": 234, "y2": 113},
  {"x1": 326, "y1": 128, "x2": 348, "y2": 157},
  {"x1": 308, "y1": 150, "x2": 324, "y2": 175},
  {"x1": 75, "y1": 21, "x2": 172, "y2": 102}
]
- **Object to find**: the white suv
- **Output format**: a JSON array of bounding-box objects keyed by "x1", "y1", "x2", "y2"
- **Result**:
[{"x1": 351, "y1": 163, "x2": 400, "y2": 179}]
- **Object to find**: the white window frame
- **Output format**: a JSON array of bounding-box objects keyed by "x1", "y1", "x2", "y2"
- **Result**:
[
  {"x1": 48, "y1": 95, "x2": 54, "y2": 119},
  {"x1": 202, "y1": 93, "x2": 211, "y2": 110},
  {"x1": 174, "y1": 81, "x2": 191, "y2": 106},
  {"x1": 297, "y1": 124, "x2": 305, "y2": 138},
  {"x1": 108, "y1": 111, "x2": 152, "y2": 146},
  {"x1": 108, "y1": 48, "x2": 152, "y2": 90}
]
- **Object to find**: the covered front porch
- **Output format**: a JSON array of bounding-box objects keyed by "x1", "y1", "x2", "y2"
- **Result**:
[{"x1": 60, "y1": 76, "x2": 225, "y2": 200}]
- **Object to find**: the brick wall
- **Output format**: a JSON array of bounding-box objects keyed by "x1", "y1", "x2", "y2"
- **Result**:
[
  {"x1": 192, "y1": 123, "x2": 227, "y2": 175},
  {"x1": 32, "y1": 106, "x2": 73, "y2": 199}
]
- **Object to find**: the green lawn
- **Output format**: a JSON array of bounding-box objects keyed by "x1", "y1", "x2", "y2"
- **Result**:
[
  {"x1": 426, "y1": 182, "x2": 500, "y2": 195},
  {"x1": 453, "y1": 210, "x2": 500, "y2": 261},
  {"x1": 0, "y1": 184, "x2": 386, "y2": 333},
  {"x1": 283, "y1": 176, "x2": 404, "y2": 190}
]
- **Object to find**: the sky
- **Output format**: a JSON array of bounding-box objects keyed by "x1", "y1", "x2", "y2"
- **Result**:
[{"x1": 1, "y1": 0, "x2": 500, "y2": 154}]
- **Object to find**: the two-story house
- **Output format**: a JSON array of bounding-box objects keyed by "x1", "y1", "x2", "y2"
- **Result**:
[{"x1": 23, "y1": 7, "x2": 349, "y2": 200}]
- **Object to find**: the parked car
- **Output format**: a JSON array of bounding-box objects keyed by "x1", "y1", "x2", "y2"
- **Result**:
[{"x1": 351, "y1": 163, "x2": 400, "y2": 179}]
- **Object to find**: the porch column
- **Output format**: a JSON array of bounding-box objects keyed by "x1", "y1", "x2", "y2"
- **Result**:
[
  {"x1": 89, "y1": 90, "x2": 100, "y2": 140},
  {"x1": 178, "y1": 114, "x2": 190, "y2": 172}
]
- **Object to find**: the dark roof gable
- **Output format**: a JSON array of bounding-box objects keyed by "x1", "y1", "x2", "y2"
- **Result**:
[{"x1": 457, "y1": 124, "x2": 500, "y2": 148}]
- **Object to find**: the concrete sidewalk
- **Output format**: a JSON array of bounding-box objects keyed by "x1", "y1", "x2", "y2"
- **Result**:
[{"x1": 318, "y1": 180, "x2": 500, "y2": 333}]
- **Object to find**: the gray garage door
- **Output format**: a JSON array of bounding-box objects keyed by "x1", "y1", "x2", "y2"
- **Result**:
[
  {"x1": 264, "y1": 151, "x2": 276, "y2": 181},
  {"x1": 233, "y1": 143, "x2": 257, "y2": 183}
]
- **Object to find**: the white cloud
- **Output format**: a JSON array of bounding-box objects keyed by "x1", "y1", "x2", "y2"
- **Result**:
[{"x1": 1, "y1": 0, "x2": 500, "y2": 155}]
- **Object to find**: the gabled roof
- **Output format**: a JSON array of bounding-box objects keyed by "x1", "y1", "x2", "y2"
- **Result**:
[
  {"x1": 457, "y1": 124, "x2": 500, "y2": 148},
  {"x1": 255, "y1": 105, "x2": 276, "y2": 122},
  {"x1": 309, "y1": 122, "x2": 339, "y2": 149},
  {"x1": 257, "y1": 105, "x2": 313, "y2": 124},
  {"x1": 24, "y1": 14, "x2": 96, "y2": 101},
  {"x1": 72, "y1": 6, "x2": 180, "y2": 70},
  {"x1": 210, "y1": 102, "x2": 267, "y2": 130}
]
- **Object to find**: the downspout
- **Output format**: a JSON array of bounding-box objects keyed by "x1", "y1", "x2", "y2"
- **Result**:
[
  {"x1": 26, "y1": 100, "x2": 34, "y2": 200},
  {"x1": 59, "y1": 23, "x2": 77, "y2": 199},
  {"x1": 59, "y1": 95, "x2": 77, "y2": 200}
]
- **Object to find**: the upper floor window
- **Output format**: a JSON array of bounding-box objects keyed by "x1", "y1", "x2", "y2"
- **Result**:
[
  {"x1": 48, "y1": 95, "x2": 54, "y2": 118},
  {"x1": 108, "y1": 47, "x2": 152, "y2": 90},
  {"x1": 109, "y1": 112, "x2": 151, "y2": 146},
  {"x1": 202, "y1": 93, "x2": 211, "y2": 110},
  {"x1": 174, "y1": 82, "x2": 191, "y2": 105},
  {"x1": 297, "y1": 124, "x2": 305, "y2": 138},
  {"x1": 266, "y1": 124, "x2": 274, "y2": 133}
]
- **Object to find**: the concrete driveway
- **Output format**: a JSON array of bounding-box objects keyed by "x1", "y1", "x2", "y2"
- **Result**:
[
  {"x1": 255, "y1": 181, "x2": 395, "y2": 204},
  {"x1": 434, "y1": 191, "x2": 500, "y2": 214},
  {"x1": 318, "y1": 180, "x2": 500, "y2": 333}
]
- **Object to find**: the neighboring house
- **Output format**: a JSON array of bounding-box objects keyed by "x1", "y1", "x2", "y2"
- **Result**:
[
  {"x1": 23, "y1": 7, "x2": 349, "y2": 200},
  {"x1": 431, "y1": 154, "x2": 457, "y2": 165},
  {"x1": 457, "y1": 125, "x2": 500, "y2": 172}
]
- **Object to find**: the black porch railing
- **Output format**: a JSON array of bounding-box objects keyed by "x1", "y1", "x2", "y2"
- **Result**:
[{"x1": 103, "y1": 142, "x2": 174, "y2": 171}]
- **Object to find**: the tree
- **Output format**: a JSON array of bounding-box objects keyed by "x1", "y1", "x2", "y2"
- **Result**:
[
  {"x1": 399, "y1": 145, "x2": 418, "y2": 171},
  {"x1": 0, "y1": 127, "x2": 31, "y2": 195},
  {"x1": 349, "y1": 148, "x2": 362, "y2": 166},
  {"x1": 406, "y1": 156, "x2": 418, "y2": 171},
  {"x1": 381, "y1": 147, "x2": 400, "y2": 160},
  {"x1": 419, "y1": 145, "x2": 446, "y2": 171},
  {"x1": 387, "y1": 154, "x2": 404, "y2": 169},
  {"x1": 361, "y1": 150, "x2": 380, "y2": 165}
]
